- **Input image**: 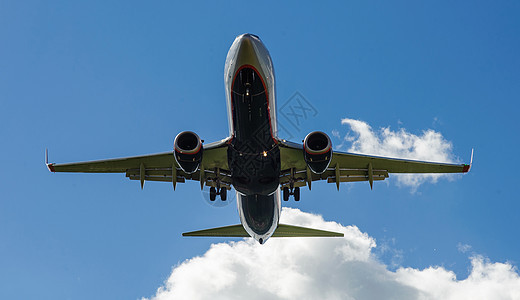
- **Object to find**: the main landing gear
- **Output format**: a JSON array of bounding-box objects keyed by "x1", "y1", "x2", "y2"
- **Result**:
[
  {"x1": 283, "y1": 168, "x2": 301, "y2": 201},
  {"x1": 209, "y1": 167, "x2": 227, "y2": 201},
  {"x1": 210, "y1": 186, "x2": 227, "y2": 201},
  {"x1": 283, "y1": 186, "x2": 300, "y2": 201}
]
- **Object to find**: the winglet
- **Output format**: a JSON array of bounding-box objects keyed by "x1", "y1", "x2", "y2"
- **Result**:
[
  {"x1": 462, "y1": 148, "x2": 474, "y2": 173},
  {"x1": 45, "y1": 149, "x2": 55, "y2": 172}
]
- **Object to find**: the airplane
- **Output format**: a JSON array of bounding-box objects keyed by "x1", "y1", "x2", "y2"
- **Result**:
[{"x1": 46, "y1": 33, "x2": 472, "y2": 244}]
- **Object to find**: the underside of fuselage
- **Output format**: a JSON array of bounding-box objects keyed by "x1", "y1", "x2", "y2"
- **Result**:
[
  {"x1": 228, "y1": 66, "x2": 280, "y2": 196},
  {"x1": 224, "y1": 34, "x2": 281, "y2": 243}
]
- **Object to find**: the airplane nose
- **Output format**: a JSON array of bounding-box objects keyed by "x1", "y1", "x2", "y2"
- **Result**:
[
  {"x1": 235, "y1": 34, "x2": 261, "y2": 62},
  {"x1": 240, "y1": 33, "x2": 260, "y2": 40},
  {"x1": 226, "y1": 33, "x2": 271, "y2": 75},
  {"x1": 237, "y1": 33, "x2": 262, "y2": 62}
]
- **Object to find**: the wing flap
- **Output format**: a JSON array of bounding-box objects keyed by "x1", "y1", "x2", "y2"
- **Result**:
[
  {"x1": 125, "y1": 167, "x2": 232, "y2": 187},
  {"x1": 327, "y1": 175, "x2": 387, "y2": 183},
  {"x1": 280, "y1": 166, "x2": 390, "y2": 188}
]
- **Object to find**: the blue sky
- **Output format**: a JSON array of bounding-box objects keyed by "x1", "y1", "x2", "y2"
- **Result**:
[{"x1": 1, "y1": 1, "x2": 519, "y2": 299}]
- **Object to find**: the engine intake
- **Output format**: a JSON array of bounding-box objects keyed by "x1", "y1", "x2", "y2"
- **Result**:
[
  {"x1": 174, "y1": 131, "x2": 203, "y2": 174},
  {"x1": 303, "y1": 131, "x2": 333, "y2": 174}
]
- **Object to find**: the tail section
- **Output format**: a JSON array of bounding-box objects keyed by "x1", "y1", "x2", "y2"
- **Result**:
[
  {"x1": 183, "y1": 224, "x2": 343, "y2": 238},
  {"x1": 182, "y1": 224, "x2": 249, "y2": 237},
  {"x1": 273, "y1": 224, "x2": 344, "y2": 237}
]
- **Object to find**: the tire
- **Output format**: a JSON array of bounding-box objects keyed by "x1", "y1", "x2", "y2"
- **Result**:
[
  {"x1": 210, "y1": 187, "x2": 216, "y2": 201},
  {"x1": 294, "y1": 187, "x2": 300, "y2": 201},
  {"x1": 220, "y1": 187, "x2": 227, "y2": 201},
  {"x1": 283, "y1": 187, "x2": 289, "y2": 201}
]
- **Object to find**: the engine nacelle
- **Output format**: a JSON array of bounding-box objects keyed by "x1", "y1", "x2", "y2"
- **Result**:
[
  {"x1": 174, "y1": 131, "x2": 203, "y2": 174},
  {"x1": 303, "y1": 131, "x2": 333, "y2": 174}
]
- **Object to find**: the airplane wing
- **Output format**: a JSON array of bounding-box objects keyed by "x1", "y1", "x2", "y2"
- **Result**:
[
  {"x1": 278, "y1": 140, "x2": 471, "y2": 190},
  {"x1": 46, "y1": 138, "x2": 232, "y2": 190}
]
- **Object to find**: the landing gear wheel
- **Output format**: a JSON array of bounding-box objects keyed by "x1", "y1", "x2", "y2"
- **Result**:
[
  {"x1": 294, "y1": 187, "x2": 300, "y2": 201},
  {"x1": 283, "y1": 187, "x2": 290, "y2": 201},
  {"x1": 220, "y1": 187, "x2": 227, "y2": 201},
  {"x1": 209, "y1": 187, "x2": 216, "y2": 201}
]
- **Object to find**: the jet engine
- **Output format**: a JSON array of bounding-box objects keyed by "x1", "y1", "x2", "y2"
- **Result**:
[
  {"x1": 174, "y1": 131, "x2": 203, "y2": 174},
  {"x1": 303, "y1": 131, "x2": 333, "y2": 174}
]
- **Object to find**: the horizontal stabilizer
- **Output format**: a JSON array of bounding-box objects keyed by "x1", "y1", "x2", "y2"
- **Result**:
[
  {"x1": 183, "y1": 224, "x2": 249, "y2": 237},
  {"x1": 182, "y1": 224, "x2": 344, "y2": 238},
  {"x1": 273, "y1": 224, "x2": 344, "y2": 237}
]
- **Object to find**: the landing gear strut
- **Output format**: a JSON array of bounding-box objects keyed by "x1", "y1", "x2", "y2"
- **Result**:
[
  {"x1": 283, "y1": 167, "x2": 301, "y2": 201},
  {"x1": 209, "y1": 167, "x2": 227, "y2": 201},
  {"x1": 282, "y1": 186, "x2": 300, "y2": 201}
]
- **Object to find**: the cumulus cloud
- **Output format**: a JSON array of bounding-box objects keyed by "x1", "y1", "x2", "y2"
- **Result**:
[
  {"x1": 145, "y1": 209, "x2": 520, "y2": 300},
  {"x1": 340, "y1": 118, "x2": 461, "y2": 189}
]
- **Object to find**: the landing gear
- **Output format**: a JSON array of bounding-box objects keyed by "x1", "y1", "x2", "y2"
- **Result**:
[
  {"x1": 209, "y1": 186, "x2": 227, "y2": 201},
  {"x1": 220, "y1": 187, "x2": 227, "y2": 201},
  {"x1": 210, "y1": 187, "x2": 217, "y2": 201},
  {"x1": 282, "y1": 186, "x2": 300, "y2": 201},
  {"x1": 209, "y1": 167, "x2": 227, "y2": 201},
  {"x1": 283, "y1": 187, "x2": 290, "y2": 201},
  {"x1": 282, "y1": 167, "x2": 302, "y2": 201}
]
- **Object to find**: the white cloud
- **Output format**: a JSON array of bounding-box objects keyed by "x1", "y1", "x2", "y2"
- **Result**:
[
  {"x1": 340, "y1": 118, "x2": 461, "y2": 189},
  {"x1": 376, "y1": 237, "x2": 404, "y2": 270},
  {"x1": 145, "y1": 209, "x2": 520, "y2": 300},
  {"x1": 457, "y1": 243, "x2": 472, "y2": 254},
  {"x1": 331, "y1": 129, "x2": 341, "y2": 139}
]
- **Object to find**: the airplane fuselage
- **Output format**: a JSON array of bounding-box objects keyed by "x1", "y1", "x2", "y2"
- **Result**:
[{"x1": 224, "y1": 34, "x2": 281, "y2": 244}]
